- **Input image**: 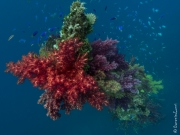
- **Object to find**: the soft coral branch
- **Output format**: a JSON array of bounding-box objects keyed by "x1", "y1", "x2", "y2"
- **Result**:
[
  {"x1": 89, "y1": 38, "x2": 128, "y2": 74},
  {"x1": 5, "y1": 38, "x2": 108, "y2": 120}
]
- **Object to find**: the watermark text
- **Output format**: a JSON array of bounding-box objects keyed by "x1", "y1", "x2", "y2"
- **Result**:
[{"x1": 173, "y1": 103, "x2": 178, "y2": 133}]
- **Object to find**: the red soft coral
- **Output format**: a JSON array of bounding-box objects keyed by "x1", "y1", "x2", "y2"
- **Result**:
[{"x1": 5, "y1": 38, "x2": 108, "y2": 120}]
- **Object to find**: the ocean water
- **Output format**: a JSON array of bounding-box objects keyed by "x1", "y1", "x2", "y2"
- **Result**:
[{"x1": 0, "y1": 0, "x2": 179, "y2": 135}]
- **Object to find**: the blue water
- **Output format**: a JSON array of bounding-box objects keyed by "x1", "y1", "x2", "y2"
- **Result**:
[{"x1": 0, "y1": 0, "x2": 179, "y2": 135}]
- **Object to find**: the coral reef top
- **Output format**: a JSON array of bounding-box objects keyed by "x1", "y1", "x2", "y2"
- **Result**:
[{"x1": 60, "y1": 1, "x2": 96, "y2": 41}]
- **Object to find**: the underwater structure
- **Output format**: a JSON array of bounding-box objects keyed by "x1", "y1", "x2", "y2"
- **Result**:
[{"x1": 5, "y1": 0, "x2": 164, "y2": 133}]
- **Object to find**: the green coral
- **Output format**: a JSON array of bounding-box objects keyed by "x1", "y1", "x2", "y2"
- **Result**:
[
  {"x1": 86, "y1": 13, "x2": 96, "y2": 25},
  {"x1": 146, "y1": 75, "x2": 164, "y2": 94},
  {"x1": 111, "y1": 94, "x2": 150, "y2": 122},
  {"x1": 78, "y1": 38, "x2": 92, "y2": 54},
  {"x1": 113, "y1": 105, "x2": 150, "y2": 121},
  {"x1": 127, "y1": 64, "x2": 163, "y2": 94},
  {"x1": 60, "y1": 0, "x2": 94, "y2": 41},
  {"x1": 39, "y1": 35, "x2": 61, "y2": 57},
  {"x1": 97, "y1": 80, "x2": 121, "y2": 94},
  {"x1": 108, "y1": 63, "x2": 163, "y2": 131},
  {"x1": 39, "y1": 46, "x2": 49, "y2": 57},
  {"x1": 129, "y1": 64, "x2": 146, "y2": 79}
]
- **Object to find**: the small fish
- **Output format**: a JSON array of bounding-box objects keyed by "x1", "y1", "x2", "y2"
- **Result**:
[
  {"x1": 59, "y1": 12, "x2": 63, "y2": 17},
  {"x1": 127, "y1": 14, "x2": 132, "y2": 17},
  {"x1": 93, "y1": 9, "x2": 96, "y2": 13},
  {"x1": 48, "y1": 27, "x2": 57, "y2": 32},
  {"x1": 40, "y1": 31, "x2": 47, "y2": 38},
  {"x1": 30, "y1": 40, "x2": 35, "y2": 46},
  {"x1": 8, "y1": 35, "x2": 14, "y2": 41},
  {"x1": 124, "y1": 6, "x2": 128, "y2": 10},
  {"x1": 50, "y1": 13, "x2": 56, "y2": 18},
  {"x1": 118, "y1": 26, "x2": 123, "y2": 32},
  {"x1": 19, "y1": 39, "x2": 26, "y2": 43},
  {"x1": 152, "y1": 72, "x2": 156, "y2": 75},
  {"x1": 105, "y1": 6, "x2": 107, "y2": 11},
  {"x1": 158, "y1": 33, "x2": 162, "y2": 36},
  {"x1": 159, "y1": 14, "x2": 164, "y2": 20},
  {"x1": 128, "y1": 34, "x2": 132, "y2": 38},
  {"x1": 32, "y1": 31, "x2": 38, "y2": 37},
  {"x1": 140, "y1": 48, "x2": 146, "y2": 51},
  {"x1": 110, "y1": 17, "x2": 117, "y2": 20},
  {"x1": 152, "y1": 8, "x2": 159, "y2": 12},
  {"x1": 44, "y1": 16, "x2": 47, "y2": 22},
  {"x1": 155, "y1": 9, "x2": 159, "y2": 12},
  {"x1": 162, "y1": 25, "x2": 166, "y2": 28}
]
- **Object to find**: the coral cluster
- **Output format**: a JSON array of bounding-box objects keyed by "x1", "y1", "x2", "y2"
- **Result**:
[
  {"x1": 5, "y1": 0, "x2": 164, "y2": 133},
  {"x1": 89, "y1": 38, "x2": 128, "y2": 74},
  {"x1": 60, "y1": 1, "x2": 94, "y2": 41},
  {"x1": 5, "y1": 38, "x2": 108, "y2": 120},
  {"x1": 105, "y1": 64, "x2": 164, "y2": 132}
]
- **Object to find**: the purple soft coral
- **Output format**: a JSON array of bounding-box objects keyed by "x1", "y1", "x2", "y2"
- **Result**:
[
  {"x1": 89, "y1": 38, "x2": 128, "y2": 74},
  {"x1": 120, "y1": 75, "x2": 141, "y2": 94},
  {"x1": 90, "y1": 55, "x2": 118, "y2": 71},
  {"x1": 91, "y1": 38, "x2": 119, "y2": 57}
]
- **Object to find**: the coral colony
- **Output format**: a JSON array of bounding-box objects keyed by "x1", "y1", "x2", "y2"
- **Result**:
[{"x1": 5, "y1": 1, "x2": 164, "y2": 133}]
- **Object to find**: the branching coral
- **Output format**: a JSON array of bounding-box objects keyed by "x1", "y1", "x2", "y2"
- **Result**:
[
  {"x1": 90, "y1": 55, "x2": 118, "y2": 72},
  {"x1": 89, "y1": 38, "x2": 128, "y2": 74},
  {"x1": 60, "y1": 1, "x2": 92, "y2": 41},
  {"x1": 5, "y1": 38, "x2": 108, "y2": 120},
  {"x1": 120, "y1": 74, "x2": 141, "y2": 94},
  {"x1": 145, "y1": 75, "x2": 163, "y2": 94}
]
